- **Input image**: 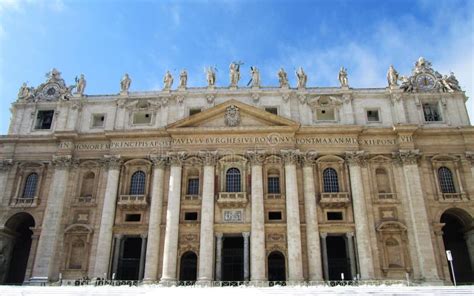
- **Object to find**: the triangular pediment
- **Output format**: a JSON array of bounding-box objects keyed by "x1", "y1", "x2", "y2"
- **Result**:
[{"x1": 167, "y1": 99, "x2": 299, "y2": 130}]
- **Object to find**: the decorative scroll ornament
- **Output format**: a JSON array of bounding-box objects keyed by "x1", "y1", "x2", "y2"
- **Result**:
[
  {"x1": 281, "y1": 149, "x2": 301, "y2": 165},
  {"x1": 400, "y1": 57, "x2": 461, "y2": 93},
  {"x1": 345, "y1": 151, "x2": 368, "y2": 166},
  {"x1": 149, "y1": 154, "x2": 168, "y2": 168},
  {"x1": 102, "y1": 155, "x2": 122, "y2": 169},
  {"x1": 224, "y1": 105, "x2": 241, "y2": 127},
  {"x1": 0, "y1": 159, "x2": 13, "y2": 171},
  {"x1": 52, "y1": 155, "x2": 73, "y2": 169},
  {"x1": 393, "y1": 149, "x2": 420, "y2": 165},
  {"x1": 26, "y1": 68, "x2": 75, "y2": 102}
]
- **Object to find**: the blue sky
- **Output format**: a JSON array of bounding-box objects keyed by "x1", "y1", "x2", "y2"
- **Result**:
[{"x1": 0, "y1": 0, "x2": 473, "y2": 134}]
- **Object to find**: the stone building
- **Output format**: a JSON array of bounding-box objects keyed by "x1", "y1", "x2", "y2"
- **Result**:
[{"x1": 0, "y1": 59, "x2": 473, "y2": 285}]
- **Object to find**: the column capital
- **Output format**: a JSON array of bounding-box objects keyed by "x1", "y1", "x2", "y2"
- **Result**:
[
  {"x1": 393, "y1": 149, "x2": 420, "y2": 165},
  {"x1": 52, "y1": 155, "x2": 74, "y2": 169},
  {"x1": 281, "y1": 149, "x2": 301, "y2": 165},
  {"x1": 198, "y1": 150, "x2": 219, "y2": 166},
  {"x1": 0, "y1": 159, "x2": 13, "y2": 171},
  {"x1": 465, "y1": 151, "x2": 474, "y2": 165},
  {"x1": 140, "y1": 233, "x2": 148, "y2": 239},
  {"x1": 320, "y1": 232, "x2": 328, "y2": 239},
  {"x1": 242, "y1": 232, "x2": 250, "y2": 238},
  {"x1": 149, "y1": 154, "x2": 168, "y2": 168},
  {"x1": 346, "y1": 232, "x2": 354, "y2": 238},
  {"x1": 345, "y1": 151, "x2": 367, "y2": 166},
  {"x1": 102, "y1": 155, "x2": 122, "y2": 170},
  {"x1": 300, "y1": 151, "x2": 318, "y2": 167},
  {"x1": 114, "y1": 234, "x2": 124, "y2": 240},
  {"x1": 167, "y1": 151, "x2": 187, "y2": 166},
  {"x1": 215, "y1": 232, "x2": 223, "y2": 239},
  {"x1": 246, "y1": 150, "x2": 266, "y2": 165}
]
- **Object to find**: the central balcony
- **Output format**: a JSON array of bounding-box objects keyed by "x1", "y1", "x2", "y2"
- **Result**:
[
  {"x1": 439, "y1": 192, "x2": 469, "y2": 202},
  {"x1": 72, "y1": 195, "x2": 96, "y2": 207},
  {"x1": 217, "y1": 192, "x2": 248, "y2": 208},
  {"x1": 10, "y1": 197, "x2": 39, "y2": 208},
  {"x1": 118, "y1": 195, "x2": 148, "y2": 208},
  {"x1": 319, "y1": 192, "x2": 351, "y2": 208}
]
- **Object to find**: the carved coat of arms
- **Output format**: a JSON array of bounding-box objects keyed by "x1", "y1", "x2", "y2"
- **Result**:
[{"x1": 224, "y1": 105, "x2": 241, "y2": 127}]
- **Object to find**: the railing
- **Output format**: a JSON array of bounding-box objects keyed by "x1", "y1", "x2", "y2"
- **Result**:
[
  {"x1": 378, "y1": 193, "x2": 397, "y2": 200},
  {"x1": 217, "y1": 192, "x2": 248, "y2": 207},
  {"x1": 441, "y1": 192, "x2": 468, "y2": 201},
  {"x1": 118, "y1": 195, "x2": 148, "y2": 207},
  {"x1": 184, "y1": 194, "x2": 201, "y2": 201},
  {"x1": 319, "y1": 192, "x2": 350, "y2": 208},
  {"x1": 10, "y1": 197, "x2": 39, "y2": 207},
  {"x1": 266, "y1": 193, "x2": 283, "y2": 200},
  {"x1": 72, "y1": 196, "x2": 96, "y2": 206}
]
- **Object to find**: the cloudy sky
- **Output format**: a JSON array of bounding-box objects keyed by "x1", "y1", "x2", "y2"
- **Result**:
[{"x1": 0, "y1": 0, "x2": 473, "y2": 133}]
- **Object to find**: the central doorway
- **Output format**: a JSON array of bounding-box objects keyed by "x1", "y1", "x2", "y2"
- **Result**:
[
  {"x1": 117, "y1": 237, "x2": 142, "y2": 280},
  {"x1": 222, "y1": 236, "x2": 244, "y2": 281},
  {"x1": 326, "y1": 236, "x2": 351, "y2": 280}
]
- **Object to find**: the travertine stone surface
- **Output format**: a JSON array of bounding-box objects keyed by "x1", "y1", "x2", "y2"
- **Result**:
[{"x1": 250, "y1": 161, "x2": 266, "y2": 281}]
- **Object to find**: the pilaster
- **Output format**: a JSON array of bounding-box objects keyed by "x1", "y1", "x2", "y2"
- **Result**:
[{"x1": 0, "y1": 159, "x2": 13, "y2": 206}]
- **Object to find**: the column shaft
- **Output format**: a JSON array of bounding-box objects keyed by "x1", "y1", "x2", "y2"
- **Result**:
[
  {"x1": 0, "y1": 160, "x2": 13, "y2": 206},
  {"x1": 464, "y1": 230, "x2": 474, "y2": 272},
  {"x1": 111, "y1": 235, "x2": 122, "y2": 278},
  {"x1": 320, "y1": 233, "x2": 329, "y2": 280},
  {"x1": 138, "y1": 236, "x2": 147, "y2": 280},
  {"x1": 215, "y1": 233, "x2": 223, "y2": 281},
  {"x1": 250, "y1": 162, "x2": 266, "y2": 281},
  {"x1": 243, "y1": 232, "x2": 250, "y2": 281},
  {"x1": 143, "y1": 159, "x2": 166, "y2": 282},
  {"x1": 93, "y1": 157, "x2": 121, "y2": 278},
  {"x1": 302, "y1": 164, "x2": 323, "y2": 281},
  {"x1": 346, "y1": 233, "x2": 357, "y2": 279},
  {"x1": 198, "y1": 163, "x2": 216, "y2": 282},
  {"x1": 160, "y1": 163, "x2": 183, "y2": 283}
]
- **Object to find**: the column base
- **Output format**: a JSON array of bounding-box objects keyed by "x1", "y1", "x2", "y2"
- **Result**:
[
  {"x1": 249, "y1": 280, "x2": 268, "y2": 287},
  {"x1": 159, "y1": 278, "x2": 177, "y2": 287},
  {"x1": 142, "y1": 278, "x2": 159, "y2": 285},
  {"x1": 286, "y1": 280, "x2": 305, "y2": 286},
  {"x1": 419, "y1": 279, "x2": 444, "y2": 286},
  {"x1": 28, "y1": 277, "x2": 49, "y2": 286},
  {"x1": 196, "y1": 279, "x2": 213, "y2": 287}
]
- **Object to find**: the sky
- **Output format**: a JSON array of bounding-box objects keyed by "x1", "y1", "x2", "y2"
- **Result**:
[{"x1": 0, "y1": 0, "x2": 473, "y2": 134}]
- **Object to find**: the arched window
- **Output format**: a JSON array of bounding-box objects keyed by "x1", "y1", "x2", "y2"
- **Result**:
[
  {"x1": 22, "y1": 173, "x2": 38, "y2": 198},
  {"x1": 267, "y1": 169, "x2": 280, "y2": 194},
  {"x1": 130, "y1": 171, "x2": 146, "y2": 195},
  {"x1": 375, "y1": 168, "x2": 390, "y2": 193},
  {"x1": 226, "y1": 168, "x2": 241, "y2": 192},
  {"x1": 80, "y1": 172, "x2": 95, "y2": 197},
  {"x1": 323, "y1": 168, "x2": 339, "y2": 192},
  {"x1": 438, "y1": 167, "x2": 455, "y2": 193}
]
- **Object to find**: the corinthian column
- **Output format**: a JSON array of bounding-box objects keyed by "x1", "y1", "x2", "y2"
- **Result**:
[
  {"x1": 92, "y1": 155, "x2": 122, "y2": 278},
  {"x1": 0, "y1": 159, "x2": 13, "y2": 206},
  {"x1": 301, "y1": 152, "x2": 323, "y2": 281},
  {"x1": 345, "y1": 151, "x2": 374, "y2": 279},
  {"x1": 160, "y1": 152, "x2": 186, "y2": 285},
  {"x1": 30, "y1": 155, "x2": 73, "y2": 283},
  {"x1": 395, "y1": 150, "x2": 440, "y2": 282},
  {"x1": 143, "y1": 154, "x2": 168, "y2": 282},
  {"x1": 197, "y1": 151, "x2": 218, "y2": 284},
  {"x1": 282, "y1": 150, "x2": 304, "y2": 282},
  {"x1": 246, "y1": 150, "x2": 266, "y2": 282}
]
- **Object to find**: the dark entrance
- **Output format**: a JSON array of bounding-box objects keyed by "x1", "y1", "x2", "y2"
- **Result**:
[
  {"x1": 117, "y1": 237, "x2": 142, "y2": 280},
  {"x1": 222, "y1": 236, "x2": 244, "y2": 281},
  {"x1": 179, "y1": 251, "x2": 198, "y2": 281},
  {"x1": 441, "y1": 210, "x2": 474, "y2": 284},
  {"x1": 326, "y1": 236, "x2": 351, "y2": 280},
  {"x1": 4, "y1": 212, "x2": 35, "y2": 284},
  {"x1": 268, "y1": 251, "x2": 286, "y2": 282}
]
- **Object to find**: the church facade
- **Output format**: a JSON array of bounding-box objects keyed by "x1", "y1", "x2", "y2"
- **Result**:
[{"x1": 0, "y1": 58, "x2": 473, "y2": 285}]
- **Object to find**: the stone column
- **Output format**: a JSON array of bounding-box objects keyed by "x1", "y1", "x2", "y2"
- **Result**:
[
  {"x1": 320, "y1": 233, "x2": 329, "y2": 280},
  {"x1": 160, "y1": 152, "x2": 185, "y2": 284},
  {"x1": 345, "y1": 151, "x2": 375, "y2": 279},
  {"x1": 465, "y1": 152, "x2": 474, "y2": 185},
  {"x1": 346, "y1": 232, "x2": 357, "y2": 279},
  {"x1": 243, "y1": 232, "x2": 250, "y2": 281},
  {"x1": 395, "y1": 150, "x2": 440, "y2": 282},
  {"x1": 92, "y1": 155, "x2": 122, "y2": 278},
  {"x1": 301, "y1": 152, "x2": 323, "y2": 281},
  {"x1": 111, "y1": 234, "x2": 123, "y2": 278},
  {"x1": 246, "y1": 150, "x2": 266, "y2": 282},
  {"x1": 139, "y1": 235, "x2": 147, "y2": 280},
  {"x1": 143, "y1": 155, "x2": 167, "y2": 282},
  {"x1": 464, "y1": 230, "x2": 474, "y2": 272},
  {"x1": 30, "y1": 155, "x2": 73, "y2": 283},
  {"x1": 198, "y1": 151, "x2": 217, "y2": 284},
  {"x1": 0, "y1": 159, "x2": 13, "y2": 206},
  {"x1": 282, "y1": 150, "x2": 304, "y2": 282},
  {"x1": 215, "y1": 233, "x2": 223, "y2": 281},
  {"x1": 24, "y1": 230, "x2": 40, "y2": 282}
]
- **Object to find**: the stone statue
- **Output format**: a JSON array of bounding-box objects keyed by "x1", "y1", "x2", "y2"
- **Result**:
[
  {"x1": 441, "y1": 72, "x2": 461, "y2": 92},
  {"x1": 296, "y1": 67, "x2": 307, "y2": 89},
  {"x1": 249, "y1": 66, "x2": 260, "y2": 87},
  {"x1": 229, "y1": 61, "x2": 242, "y2": 87},
  {"x1": 46, "y1": 68, "x2": 66, "y2": 87},
  {"x1": 179, "y1": 70, "x2": 187, "y2": 89},
  {"x1": 278, "y1": 68, "x2": 289, "y2": 88},
  {"x1": 163, "y1": 71, "x2": 173, "y2": 90},
  {"x1": 387, "y1": 65, "x2": 399, "y2": 87},
  {"x1": 75, "y1": 74, "x2": 86, "y2": 95},
  {"x1": 338, "y1": 67, "x2": 349, "y2": 87},
  {"x1": 120, "y1": 73, "x2": 131, "y2": 93},
  {"x1": 17, "y1": 82, "x2": 32, "y2": 100},
  {"x1": 206, "y1": 67, "x2": 216, "y2": 87}
]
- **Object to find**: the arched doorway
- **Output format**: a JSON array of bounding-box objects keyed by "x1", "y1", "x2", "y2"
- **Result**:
[
  {"x1": 268, "y1": 251, "x2": 286, "y2": 283},
  {"x1": 440, "y1": 208, "x2": 474, "y2": 284},
  {"x1": 1, "y1": 212, "x2": 35, "y2": 284},
  {"x1": 179, "y1": 251, "x2": 197, "y2": 282}
]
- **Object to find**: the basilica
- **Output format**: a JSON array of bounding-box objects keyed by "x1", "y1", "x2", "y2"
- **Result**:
[{"x1": 0, "y1": 58, "x2": 473, "y2": 285}]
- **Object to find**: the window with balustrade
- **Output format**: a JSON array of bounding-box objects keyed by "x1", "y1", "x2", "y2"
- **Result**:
[
  {"x1": 323, "y1": 168, "x2": 339, "y2": 192},
  {"x1": 187, "y1": 178, "x2": 199, "y2": 195},
  {"x1": 226, "y1": 167, "x2": 241, "y2": 192},
  {"x1": 129, "y1": 171, "x2": 146, "y2": 195},
  {"x1": 438, "y1": 166, "x2": 456, "y2": 193},
  {"x1": 375, "y1": 168, "x2": 391, "y2": 193},
  {"x1": 22, "y1": 173, "x2": 38, "y2": 199},
  {"x1": 268, "y1": 176, "x2": 280, "y2": 194}
]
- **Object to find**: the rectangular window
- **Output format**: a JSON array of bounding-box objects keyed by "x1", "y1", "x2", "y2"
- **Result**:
[
  {"x1": 187, "y1": 178, "x2": 199, "y2": 195},
  {"x1": 133, "y1": 112, "x2": 152, "y2": 125},
  {"x1": 92, "y1": 114, "x2": 105, "y2": 128},
  {"x1": 327, "y1": 211, "x2": 343, "y2": 221},
  {"x1": 35, "y1": 110, "x2": 54, "y2": 129},
  {"x1": 268, "y1": 176, "x2": 280, "y2": 194},
  {"x1": 423, "y1": 103, "x2": 442, "y2": 122},
  {"x1": 189, "y1": 108, "x2": 202, "y2": 116},
  {"x1": 367, "y1": 110, "x2": 380, "y2": 122},
  {"x1": 268, "y1": 211, "x2": 282, "y2": 221},
  {"x1": 125, "y1": 213, "x2": 141, "y2": 222},
  {"x1": 184, "y1": 212, "x2": 198, "y2": 221},
  {"x1": 316, "y1": 108, "x2": 335, "y2": 121},
  {"x1": 265, "y1": 107, "x2": 278, "y2": 115}
]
